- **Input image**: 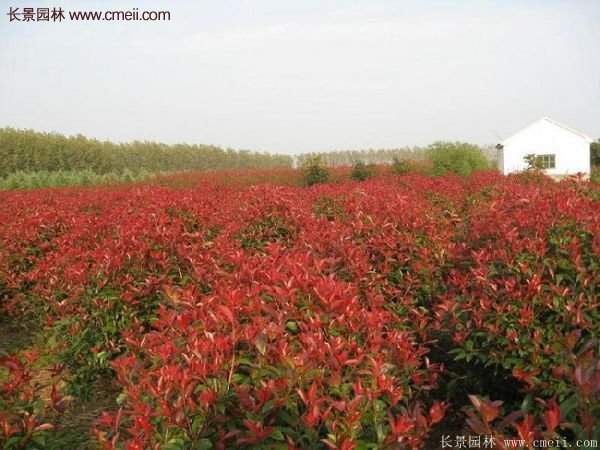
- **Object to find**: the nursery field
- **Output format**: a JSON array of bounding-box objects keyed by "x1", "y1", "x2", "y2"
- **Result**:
[{"x1": 1, "y1": 170, "x2": 599, "y2": 449}]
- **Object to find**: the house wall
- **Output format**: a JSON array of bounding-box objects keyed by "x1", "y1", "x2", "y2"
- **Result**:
[{"x1": 501, "y1": 120, "x2": 591, "y2": 176}]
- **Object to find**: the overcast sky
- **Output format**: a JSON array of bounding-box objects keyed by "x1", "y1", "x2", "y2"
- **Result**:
[{"x1": 1, "y1": 0, "x2": 599, "y2": 154}]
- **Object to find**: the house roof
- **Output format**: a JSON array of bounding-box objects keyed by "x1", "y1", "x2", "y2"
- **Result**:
[{"x1": 499, "y1": 117, "x2": 594, "y2": 147}]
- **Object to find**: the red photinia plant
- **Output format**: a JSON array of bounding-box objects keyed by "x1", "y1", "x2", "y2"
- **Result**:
[
  {"x1": 465, "y1": 349, "x2": 600, "y2": 443},
  {"x1": 0, "y1": 169, "x2": 599, "y2": 448},
  {"x1": 0, "y1": 350, "x2": 67, "y2": 449}
]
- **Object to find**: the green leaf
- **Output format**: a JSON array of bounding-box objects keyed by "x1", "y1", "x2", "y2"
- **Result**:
[
  {"x1": 191, "y1": 415, "x2": 206, "y2": 434},
  {"x1": 559, "y1": 394, "x2": 578, "y2": 419},
  {"x1": 285, "y1": 321, "x2": 299, "y2": 333},
  {"x1": 162, "y1": 438, "x2": 186, "y2": 450},
  {"x1": 116, "y1": 391, "x2": 128, "y2": 405},
  {"x1": 193, "y1": 438, "x2": 213, "y2": 450},
  {"x1": 271, "y1": 429, "x2": 285, "y2": 441},
  {"x1": 520, "y1": 393, "x2": 533, "y2": 412}
]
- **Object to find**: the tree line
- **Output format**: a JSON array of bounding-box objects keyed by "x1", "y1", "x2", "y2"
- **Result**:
[
  {"x1": 294, "y1": 148, "x2": 427, "y2": 167},
  {"x1": 294, "y1": 143, "x2": 499, "y2": 168},
  {"x1": 0, "y1": 128, "x2": 293, "y2": 178},
  {"x1": 6, "y1": 127, "x2": 594, "y2": 181}
]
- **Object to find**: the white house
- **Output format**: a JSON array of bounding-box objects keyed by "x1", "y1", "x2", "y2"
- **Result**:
[{"x1": 497, "y1": 117, "x2": 593, "y2": 177}]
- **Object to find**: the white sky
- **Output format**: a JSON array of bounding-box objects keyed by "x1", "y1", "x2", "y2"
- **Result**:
[{"x1": 1, "y1": 0, "x2": 599, "y2": 154}]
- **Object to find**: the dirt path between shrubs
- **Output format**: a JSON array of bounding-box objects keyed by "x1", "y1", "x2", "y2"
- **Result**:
[
  {"x1": 0, "y1": 319, "x2": 33, "y2": 354},
  {"x1": 0, "y1": 316, "x2": 118, "y2": 449}
]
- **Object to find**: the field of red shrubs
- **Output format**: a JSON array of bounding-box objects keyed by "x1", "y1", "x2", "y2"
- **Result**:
[{"x1": 1, "y1": 170, "x2": 599, "y2": 449}]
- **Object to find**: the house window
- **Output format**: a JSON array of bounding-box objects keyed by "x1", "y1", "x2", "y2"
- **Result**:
[{"x1": 536, "y1": 154, "x2": 556, "y2": 169}]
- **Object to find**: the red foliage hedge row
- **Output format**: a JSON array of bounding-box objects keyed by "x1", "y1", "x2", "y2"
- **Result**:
[{"x1": 1, "y1": 171, "x2": 599, "y2": 449}]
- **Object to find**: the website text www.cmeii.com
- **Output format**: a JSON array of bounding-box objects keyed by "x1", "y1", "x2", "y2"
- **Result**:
[{"x1": 6, "y1": 7, "x2": 171, "y2": 22}]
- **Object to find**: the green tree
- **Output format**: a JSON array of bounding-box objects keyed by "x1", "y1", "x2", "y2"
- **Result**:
[
  {"x1": 302, "y1": 156, "x2": 330, "y2": 186},
  {"x1": 591, "y1": 140, "x2": 600, "y2": 166},
  {"x1": 350, "y1": 161, "x2": 375, "y2": 181},
  {"x1": 391, "y1": 157, "x2": 411, "y2": 175},
  {"x1": 425, "y1": 142, "x2": 488, "y2": 176},
  {"x1": 524, "y1": 154, "x2": 544, "y2": 171}
]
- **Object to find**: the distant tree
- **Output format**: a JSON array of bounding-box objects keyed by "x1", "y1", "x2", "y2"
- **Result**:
[
  {"x1": 591, "y1": 139, "x2": 600, "y2": 166},
  {"x1": 591, "y1": 167, "x2": 600, "y2": 184},
  {"x1": 391, "y1": 157, "x2": 411, "y2": 175},
  {"x1": 426, "y1": 142, "x2": 489, "y2": 176},
  {"x1": 524, "y1": 154, "x2": 544, "y2": 171},
  {"x1": 350, "y1": 161, "x2": 375, "y2": 181},
  {"x1": 302, "y1": 156, "x2": 330, "y2": 186}
]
